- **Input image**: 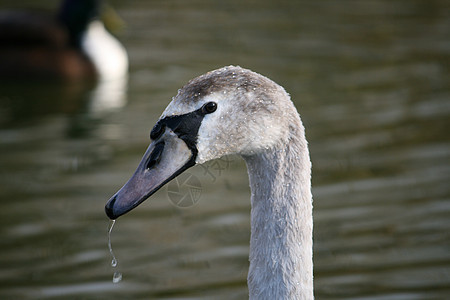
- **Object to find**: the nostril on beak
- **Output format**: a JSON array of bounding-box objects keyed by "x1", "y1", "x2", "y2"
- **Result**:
[
  {"x1": 146, "y1": 141, "x2": 165, "y2": 169},
  {"x1": 105, "y1": 195, "x2": 117, "y2": 219}
]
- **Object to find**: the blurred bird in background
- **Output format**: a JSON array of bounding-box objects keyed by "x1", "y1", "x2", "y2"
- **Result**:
[{"x1": 0, "y1": 0, "x2": 128, "y2": 82}]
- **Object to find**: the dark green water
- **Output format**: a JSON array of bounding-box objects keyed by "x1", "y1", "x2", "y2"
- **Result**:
[{"x1": 0, "y1": 0, "x2": 449, "y2": 299}]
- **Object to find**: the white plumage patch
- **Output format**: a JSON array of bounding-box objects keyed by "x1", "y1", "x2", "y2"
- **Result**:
[{"x1": 82, "y1": 20, "x2": 128, "y2": 81}]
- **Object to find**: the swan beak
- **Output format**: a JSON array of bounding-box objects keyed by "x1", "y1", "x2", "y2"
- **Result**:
[{"x1": 105, "y1": 130, "x2": 195, "y2": 219}]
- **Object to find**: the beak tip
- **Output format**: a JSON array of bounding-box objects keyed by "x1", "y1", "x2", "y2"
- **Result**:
[{"x1": 105, "y1": 195, "x2": 119, "y2": 220}]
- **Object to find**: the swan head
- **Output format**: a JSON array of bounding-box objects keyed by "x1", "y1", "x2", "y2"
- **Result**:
[{"x1": 105, "y1": 66, "x2": 296, "y2": 219}]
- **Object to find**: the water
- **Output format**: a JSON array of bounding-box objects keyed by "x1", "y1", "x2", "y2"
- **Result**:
[
  {"x1": 107, "y1": 220, "x2": 122, "y2": 283},
  {"x1": 0, "y1": 0, "x2": 449, "y2": 299}
]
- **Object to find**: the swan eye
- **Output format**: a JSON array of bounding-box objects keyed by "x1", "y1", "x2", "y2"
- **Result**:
[
  {"x1": 202, "y1": 102, "x2": 217, "y2": 114},
  {"x1": 150, "y1": 122, "x2": 165, "y2": 140}
]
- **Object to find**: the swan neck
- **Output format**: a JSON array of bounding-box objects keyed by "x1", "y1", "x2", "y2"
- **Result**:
[{"x1": 244, "y1": 124, "x2": 313, "y2": 299}]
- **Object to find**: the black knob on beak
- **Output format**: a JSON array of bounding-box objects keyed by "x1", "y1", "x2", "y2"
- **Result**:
[{"x1": 150, "y1": 122, "x2": 165, "y2": 140}]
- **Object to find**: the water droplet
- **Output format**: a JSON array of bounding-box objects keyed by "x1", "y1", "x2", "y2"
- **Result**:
[
  {"x1": 108, "y1": 220, "x2": 117, "y2": 266},
  {"x1": 112, "y1": 272, "x2": 122, "y2": 283},
  {"x1": 108, "y1": 220, "x2": 122, "y2": 283}
]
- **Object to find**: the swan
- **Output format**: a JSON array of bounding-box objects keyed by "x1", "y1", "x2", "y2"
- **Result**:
[
  {"x1": 105, "y1": 66, "x2": 313, "y2": 299},
  {"x1": 0, "y1": 0, "x2": 128, "y2": 81}
]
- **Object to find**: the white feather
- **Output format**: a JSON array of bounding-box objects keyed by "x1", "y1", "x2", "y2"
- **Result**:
[{"x1": 81, "y1": 20, "x2": 128, "y2": 81}]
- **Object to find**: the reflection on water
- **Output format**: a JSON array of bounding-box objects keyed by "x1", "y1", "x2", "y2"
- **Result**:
[
  {"x1": 0, "y1": 0, "x2": 449, "y2": 299},
  {"x1": 0, "y1": 74, "x2": 127, "y2": 135},
  {"x1": 88, "y1": 76, "x2": 128, "y2": 117}
]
